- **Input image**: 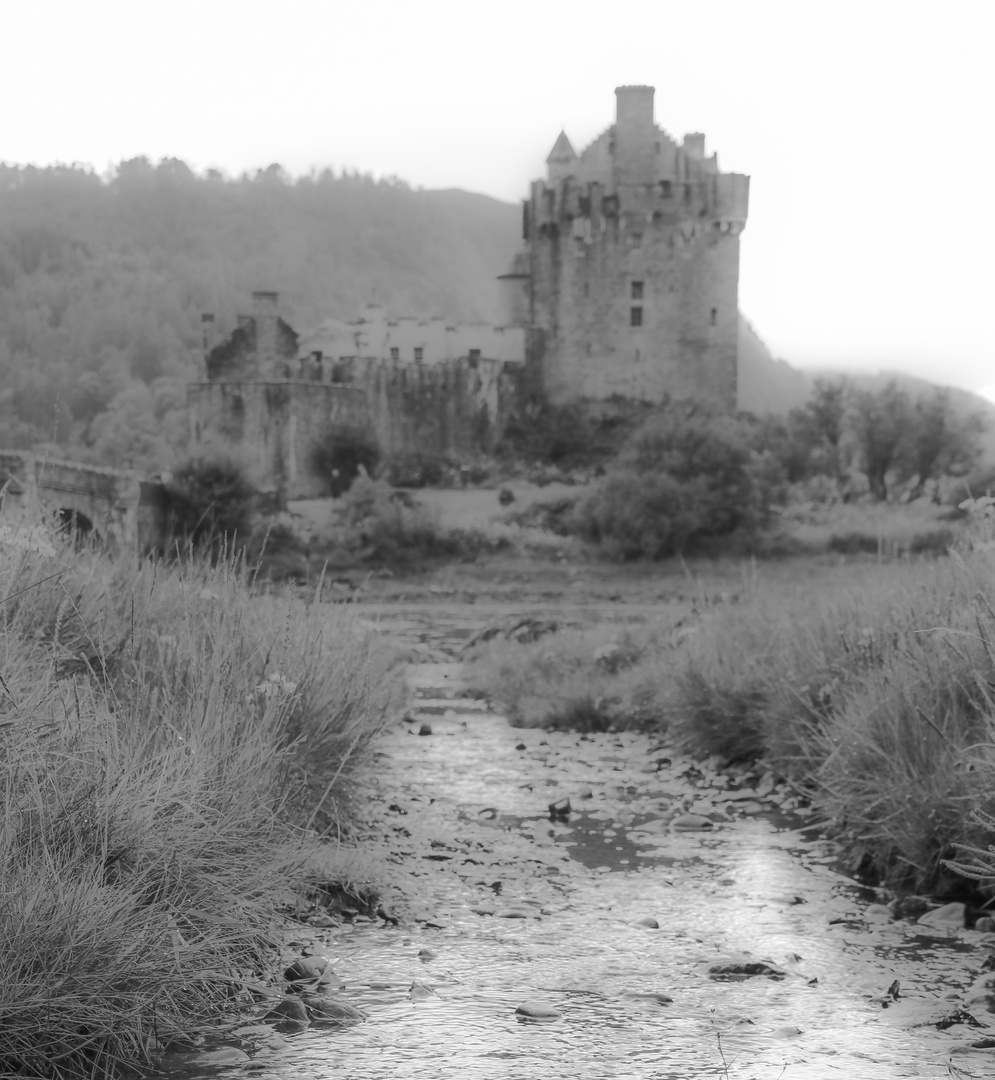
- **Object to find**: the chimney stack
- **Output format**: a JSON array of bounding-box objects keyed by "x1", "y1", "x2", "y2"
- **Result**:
[{"x1": 252, "y1": 291, "x2": 280, "y2": 375}]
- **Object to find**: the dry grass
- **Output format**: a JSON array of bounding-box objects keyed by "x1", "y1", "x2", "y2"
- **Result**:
[{"x1": 0, "y1": 524, "x2": 402, "y2": 1078}]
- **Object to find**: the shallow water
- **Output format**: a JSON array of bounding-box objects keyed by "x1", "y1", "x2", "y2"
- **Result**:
[{"x1": 160, "y1": 608, "x2": 995, "y2": 1080}]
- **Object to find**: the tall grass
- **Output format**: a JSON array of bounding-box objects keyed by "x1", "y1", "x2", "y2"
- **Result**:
[
  {"x1": 467, "y1": 544, "x2": 995, "y2": 895},
  {"x1": 0, "y1": 525, "x2": 402, "y2": 1078},
  {"x1": 652, "y1": 551, "x2": 995, "y2": 892}
]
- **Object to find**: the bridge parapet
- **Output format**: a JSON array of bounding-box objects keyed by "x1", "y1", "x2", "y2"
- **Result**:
[{"x1": 0, "y1": 451, "x2": 142, "y2": 552}]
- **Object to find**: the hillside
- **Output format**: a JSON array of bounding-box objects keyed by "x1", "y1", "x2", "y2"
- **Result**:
[
  {"x1": 0, "y1": 158, "x2": 987, "y2": 473},
  {"x1": 0, "y1": 161, "x2": 522, "y2": 469}
]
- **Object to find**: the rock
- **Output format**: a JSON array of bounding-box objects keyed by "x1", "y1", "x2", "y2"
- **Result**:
[
  {"x1": 263, "y1": 996, "x2": 310, "y2": 1024},
  {"x1": 285, "y1": 956, "x2": 332, "y2": 985},
  {"x1": 671, "y1": 813, "x2": 714, "y2": 832},
  {"x1": 418, "y1": 948, "x2": 438, "y2": 961},
  {"x1": 409, "y1": 981, "x2": 438, "y2": 1001},
  {"x1": 159, "y1": 1048, "x2": 251, "y2": 1071},
  {"x1": 964, "y1": 973, "x2": 995, "y2": 1012},
  {"x1": 418, "y1": 723, "x2": 433, "y2": 736},
  {"x1": 515, "y1": 742, "x2": 527, "y2": 751},
  {"x1": 634, "y1": 917, "x2": 659, "y2": 929},
  {"x1": 515, "y1": 1000, "x2": 562, "y2": 1021},
  {"x1": 863, "y1": 904, "x2": 893, "y2": 921},
  {"x1": 917, "y1": 901, "x2": 966, "y2": 930},
  {"x1": 893, "y1": 895, "x2": 932, "y2": 920},
  {"x1": 301, "y1": 993, "x2": 366, "y2": 1023},
  {"x1": 771, "y1": 1026, "x2": 803, "y2": 1038},
  {"x1": 497, "y1": 907, "x2": 533, "y2": 919},
  {"x1": 548, "y1": 797, "x2": 571, "y2": 820},
  {"x1": 976, "y1": 916, "x2": 995, "y2": 933},
  {"x1": 708, "y1": 958, "x2": 787, "y2": 980},
  {"x1": 624, "y1": 991, "x2": 673, "y2": 1005}
]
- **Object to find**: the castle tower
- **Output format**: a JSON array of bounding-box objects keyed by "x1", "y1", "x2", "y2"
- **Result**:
[
  {"x1": 520, "y1": 86, "x2": 749, "y2": 409},
  {"x1": 546, "y1": 130, "x2": 578, "y2": 183}
]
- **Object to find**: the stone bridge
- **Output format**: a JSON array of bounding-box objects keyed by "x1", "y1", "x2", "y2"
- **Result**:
[{"x1": 0, "y1": 451, "x2": 150, "y2": 552}]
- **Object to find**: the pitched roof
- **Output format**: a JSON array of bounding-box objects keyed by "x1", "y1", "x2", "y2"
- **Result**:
[{"x1": 545, "y1": 130, "x2": 577, "y2": 164}]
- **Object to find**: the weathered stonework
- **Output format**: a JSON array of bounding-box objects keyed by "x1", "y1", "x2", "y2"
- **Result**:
[
  {"x1": 0, "y1": 451, "x2": 144, "y2": 551},
  {"x1": 187, "y1": 379, "x2": 370, "y2": 501},
  {"x1": 192, "y1": 293, "x2": 518, "y2": 503},
  {"x1": 506, "y1": 86, "x2": 749, "y2": 410}
]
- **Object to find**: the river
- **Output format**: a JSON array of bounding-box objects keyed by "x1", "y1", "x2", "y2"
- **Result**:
[{"x1": 161, "y1": 604, "x2": 995, "y2": 1080}]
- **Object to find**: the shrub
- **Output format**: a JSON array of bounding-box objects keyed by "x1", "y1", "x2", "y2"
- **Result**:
[
  {"x1": 310, "y1": 429, "x2": 381, "y2": 497},
  {"x1": 160, "y1": 451, "x2": 256, "y2": 558},
  {"x1": 571, "y1": 404, "x2": 784, "y2": 559},
  {"x1": 329, "y1": 474, "x2": 454, "y2": 564}
]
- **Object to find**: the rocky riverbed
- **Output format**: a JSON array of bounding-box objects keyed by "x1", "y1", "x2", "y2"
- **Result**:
[{"x1": 157, "y1": 606, "x2": 995, "y2": 1080}]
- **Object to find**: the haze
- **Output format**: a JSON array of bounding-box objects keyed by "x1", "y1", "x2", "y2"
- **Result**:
[{"x1": 4, "y1": 0, "x2": 993, "y2": 399}]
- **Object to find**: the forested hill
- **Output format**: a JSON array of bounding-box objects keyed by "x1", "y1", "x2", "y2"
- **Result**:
[{"x1": 0, "y1": 160, "x2": 521, "y2": 470}]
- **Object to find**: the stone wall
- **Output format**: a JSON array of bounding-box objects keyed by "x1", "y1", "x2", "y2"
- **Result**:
[
  {"x1": 187, "y1": 381, "x2": 370, "y2": 503},
  {"x1": 0, "y1": 451, "x2": 141, "y2": 551},
  {"x1": 344, "y1": 356, "x2": 520, "y2": 461}
]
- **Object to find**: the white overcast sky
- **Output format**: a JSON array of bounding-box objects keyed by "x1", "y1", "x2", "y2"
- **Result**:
[{"x1": 4, "y1": 0, "x2": 994, "y2": 397}]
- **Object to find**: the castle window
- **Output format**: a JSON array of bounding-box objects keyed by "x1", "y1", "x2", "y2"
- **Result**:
[
  {"x1": 414, "y1": 347, "x2": 424, "y2": 361},
  {"x1": 710, "y1": 307, "x2": 718, "y2": 326},
  {"x1": 468, "y1": 348, "x2": 482, "y2": 361},
  {"x1": 631, "y1": 281, "x2": 644, "y2": 300},
  {"x1": 630, "y1": 307, "x2": 643, "y2": 327},
  {"x1": 631, "y1": 233, "x2": 643, "y2": 249},
  {"x1": 660, "y1": 180, "x2": 672, "y2": 198},
  {"x1": 389, "y1": 346, "x2": 399, "y2": 360}
]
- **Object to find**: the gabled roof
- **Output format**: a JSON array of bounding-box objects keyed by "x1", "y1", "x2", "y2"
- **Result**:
[{"x1": 545, "y1": 130, "x2": 578, "y2": 164}]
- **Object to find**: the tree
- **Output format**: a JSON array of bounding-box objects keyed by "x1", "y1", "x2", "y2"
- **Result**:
[
  {"x1": 803, "y1": 378, "x2": 849, "y2": 482},
  {"x1": 899, "y1": 390, "x2": 984, "y2": 499},
  {"x1": 849, "y1": 382, "x2": 912, "y2": 501}
]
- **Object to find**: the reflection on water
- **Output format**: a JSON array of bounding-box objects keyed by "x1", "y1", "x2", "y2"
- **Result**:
[{"x1": 160, "y1": 626, "x2": 991, "y2": 1080}]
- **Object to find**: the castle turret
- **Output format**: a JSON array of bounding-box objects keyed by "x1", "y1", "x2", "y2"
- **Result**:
[
  {"x1": 613, "y1": 85, "x2": 657, "y2": 187},
  {"x1": 546, "y1": 130, "x2": 578, "y2": 183}
]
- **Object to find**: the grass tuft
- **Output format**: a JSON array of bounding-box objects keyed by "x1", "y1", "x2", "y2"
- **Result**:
[{"x1": 0, "y1": 525, "x2": 401, "y2": 1077}]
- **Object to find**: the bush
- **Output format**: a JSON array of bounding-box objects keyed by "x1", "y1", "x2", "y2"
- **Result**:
[
  {"x1": 571, "y1": 404, "x2": 784, "y2": 559},
  {"x1": 310, "y1": 430, "x2": 381, "y2": 497},
  {"x1": 160, "y1": 451, "x2": 256, "y2": 559},
  {"x1": 329, "y1": 474, "x2": 455, "y2": 564}
]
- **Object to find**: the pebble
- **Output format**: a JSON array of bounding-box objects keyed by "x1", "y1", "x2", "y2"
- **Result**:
[
  {"x1": 634, "y1": 917, "x2": 659, "y2": 929},
  {"x1": 159, "y1": 1048, "x2": 250, "y2": 1071},
  {"x1": 977, "y1": 917, "x2": 995, "y2": 933},
  {"x1": 515, "y1": 1000, "x2": 562, "y2": 1021},
  {"x1": 285, "y1": 956, "x2": 331, "y2": 984},
  {"x1": 671, "y1": 813, "x2": 714, "y2": 832},
  {"x1": 917, "y1": 901, "x2": 966, "y2": 930},
  {"x1": 301, "y1": 993, "x2": 366, "y2": 1022},
  {"x1": 263, "y1": 997, "x2": 309, "y2": 1024},
  {"x1": 418, "y1": 723, "x2": 433, "y2": 736}
]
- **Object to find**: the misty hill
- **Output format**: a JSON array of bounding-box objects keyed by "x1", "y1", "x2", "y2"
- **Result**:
[
  {"x1": 0, "y1": 157, "x2": 987, "y2": 472},
  {"x1": 0, "y1": 160, "x2": 522, "y2": 468}
]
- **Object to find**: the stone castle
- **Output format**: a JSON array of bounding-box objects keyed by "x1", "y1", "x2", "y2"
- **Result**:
[
  {"x1": 504, "y1": 84, "x2": 749, "y2": 408},
  {"x1": 189, "y1": 87, "x2": 749, "y2": 502}
]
